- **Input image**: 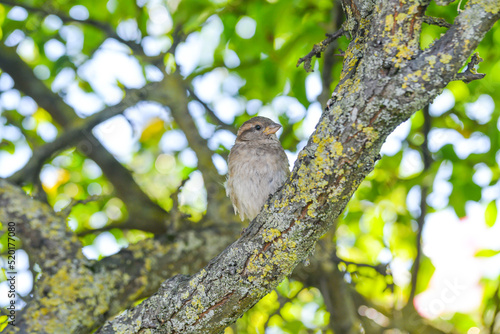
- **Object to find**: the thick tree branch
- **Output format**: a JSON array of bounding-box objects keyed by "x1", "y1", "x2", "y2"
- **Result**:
[
  {"x1": 187, "y1": 87, "x2": 236, "y2": 134},
  {"x1": 0, "y1": 180, "x2": 83, "y2": 275},
  {"x1": 0, "y1": 178, "x2": 242, "y2": 333}
]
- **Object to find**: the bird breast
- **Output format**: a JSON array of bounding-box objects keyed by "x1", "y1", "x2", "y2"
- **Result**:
[{"x1": 227, "y1": 141, "x2": 289, "y2": 220}]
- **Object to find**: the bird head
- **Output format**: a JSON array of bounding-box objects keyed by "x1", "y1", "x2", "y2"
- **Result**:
[{"x1": 236, "y1": 116, "x2": 282, "y2": 142}]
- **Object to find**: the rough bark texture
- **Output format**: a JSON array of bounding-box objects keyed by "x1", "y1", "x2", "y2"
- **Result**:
[
  {"x1": 0, "y1": 179, "x2": 242, "y2": 333},
  {"x1": 94, "y1": 1, "x2": 500, "y2": 333}
]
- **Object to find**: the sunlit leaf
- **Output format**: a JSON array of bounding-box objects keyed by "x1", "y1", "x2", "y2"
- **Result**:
[{"x1": 485, "y1": 200, "x2": 497, "y2": 227}]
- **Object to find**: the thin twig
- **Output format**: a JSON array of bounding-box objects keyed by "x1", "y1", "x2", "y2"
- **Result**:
[
  {"x1": 166, "y1": 178, "x2": 192, "y2": 233},
  {"x1": 187, "y1": 88, "x2": 235, "y2": 134},
  {"x1": 408, "y1": 104, "x2": 432, "y2": 306},
  {"x1": 297, "y1": 28, "x2": 345, "y2": 72},
  {"x1": 7, "y1": 84, "x2": 158, "y2": 185},
  {"x1": 333, "y1": 254, "x2": 390, "y2": 277},
  {"x1": 453, "y1": 52, "x2": 486, "y2": 83},
  {"x1": 422, "y1": 15, "x2": 452, "y2": 28},
  {"x1": 60, "y1": 195, "x2": 103, "y2": 218}
]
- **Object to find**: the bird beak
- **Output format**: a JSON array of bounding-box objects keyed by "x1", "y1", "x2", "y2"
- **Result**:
[{"x1": 263, "y1": 124, "x2": 281, "y2": 135}]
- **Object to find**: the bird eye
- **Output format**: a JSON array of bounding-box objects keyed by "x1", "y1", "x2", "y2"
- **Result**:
[{"x1": 255, "y1": 125, "x2": 262, "y2": 130}]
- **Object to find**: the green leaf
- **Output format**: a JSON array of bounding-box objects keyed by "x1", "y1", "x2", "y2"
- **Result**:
[
  {"x1": 485, "y1": 200, "x2": 497, "y2": 227},
  {"x1": 474, "y1": 249, "x2": 500, "y2": 257},
  {"x1": 0, "y1": 268, "x2": 7, "y2": 283},
  {"x1": 415, "y1": 256, "x2": 435, "y2": 295},
  {"x1": 0, "y1": 140, "x2": 15, "y2": 154}
]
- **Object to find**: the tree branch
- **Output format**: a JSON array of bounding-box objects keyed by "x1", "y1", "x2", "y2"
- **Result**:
[
  {"x1": 423, "y1": 15, "x2": 452, "y2": 28},
  {"x1": 7, "y1": 85, "x2": 157, "y2": 185},
  {"x1": 0, "y1": 178, "x2": 242, "y2": 333},
  {"x1": 187, "y1": 87, "x2": 235, "y2": 134},
  {"x1": 333, "y1": 254, "x2": 391, "y2": 277},
  {"x1": 297, "y1": 28, "x2": 345, "y2": 73},
  {"x1": 407, "y1": 104, "x2": 433, "y2": 307}
]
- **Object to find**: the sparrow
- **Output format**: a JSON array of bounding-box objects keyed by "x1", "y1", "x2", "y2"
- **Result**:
[{"x1": 226, "y1": 116, "x2": 290, "y2": 221}]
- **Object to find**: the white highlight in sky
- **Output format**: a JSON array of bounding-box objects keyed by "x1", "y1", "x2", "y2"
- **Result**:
[
  {"x1": 380, "y1": 119, "x2": 411, "y2": 156},
  {"x1": 78, "y1": 39, "x2": 146, "y2": 105},
  {"x1": 466, "y1": 94, "x2": 494, "y2": 125},
  {"x1": 176, "y1": 15, "x2": 223, "y2": 76},
  {"x1": 272, "y1": 96, "x2": 306, "y2": 122},
  {"x1": 427, "y1": 160, "x2": 453, "y2": 210},
  {"x1": 235, "y1": 16, "x2": 256, "y2": 39},
  {"x1": 94, "y1": 232, "x2": 121, "y2": 257},
  {"x1": 0, "y1": 141, "x2": 31, "y2": 178},
  {"x1": 213, "y1": 96, "x2": 243, "y2": 124},
  {"x1": 179, "y1": 170, "x2": 207, "y2": 211},
  {"x1": 60, "y1": 25, "x2": 84, "y2": 56},
  {"x1": 142, "y1": 36, "x2": 172, "y2": 57},
  {"x1": 399, "y1": 148, "x2": 424, "y2": 178},
  {"x1": 37, "y1": 122, "x2": 58, "y2": 142},
  {"x1": 0, "y1": 73, "x2": 14, "y2": 91},
  {"x1": 428, "y1": 129, "x2": 490, "y2": 159},
  {"x1": 160, "y1": 130, "x2": 188, "y2": 152},
  {"x1": 65, "y1": 83, "x2": 104, "y2": 116},
  {"x1": 208, "y1": 130, "x2": 236, "y2": 151},
  {"x1": 305, "y1": 72, "x2": 322, "y2": 102},
  {"x1": 4, "y1": 29, "x2": 24, "y2": 47},
  {"x1": 93, "y1": 115, "x2": 134, "y2": 161},
  {"x1": 299, "y1": 102, "x2": 322, "y2": 140},
  {"x1": 429, "y1": 89, "x2": 455, "y2": 117},
  {"x1": 472, "y1": 163, "x2": 492, "y2": 187},
  {"x1": 43, "y1": 15, "x2": 63, "y2": 31},
  {"x1": 179, "y1": 148, "x2": 198, "y2": 167},
  {"x1": 17, "y1": 37, "x2": 37, "y2": 62},
  {"x1": 1, "y1": 89, "x2": 21, "y2": 110},
  {"x1": 69, "y1": 5, "x2": 89, "y2": 20},
  {"x1": 18, "y1": 96, "x2": 37, "y2": 116},
  {"x1": 417, "y1": 203, "x2": 500, "y2": 318},
  {"x1": 44, "y1": 39, "x2": 66, "y2": 61},
  {"x1": 224, "y1": 48, "x2": 240, "y2": 68},
  {"x1": 212, "y1": 153, "x2": 228, "y2": 174},
  {"x1": 117, "y1": 19, "x2": 142, "y2": 41},
  {"x1": 7, "y1": 6, "x2": 28, "y2": 21},
  {"x1": 147, "y1": 4, "x2": 173, "y2": 36}
]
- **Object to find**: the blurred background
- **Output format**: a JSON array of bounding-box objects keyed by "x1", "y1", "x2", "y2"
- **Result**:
[{"x1": 0, "y1": 0, "x2": 500, "y2": 333}]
